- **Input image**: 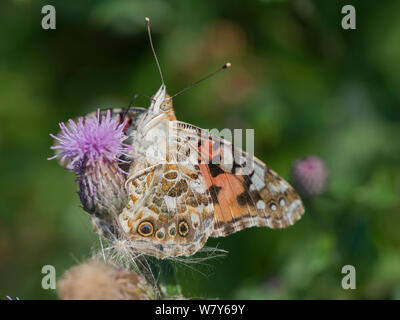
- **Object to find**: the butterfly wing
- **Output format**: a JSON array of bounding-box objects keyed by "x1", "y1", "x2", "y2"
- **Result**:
[
  {"x1": 118, "y1": 118, "x2": 304, "y2": 258},
  {"x1": 88, "y1": 107, "x2": 147, "y2": 135},
  {"x1": 118, "y1": 123, "x2": 214, "y2": 258},
  {"x1": 170, "y1": 121, "x2": 305, "y2": 238}
]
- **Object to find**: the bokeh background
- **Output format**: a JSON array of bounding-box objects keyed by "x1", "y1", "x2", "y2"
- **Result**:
[{"x1": 1, "y1": 0, "x2": 400, "y2": 299}]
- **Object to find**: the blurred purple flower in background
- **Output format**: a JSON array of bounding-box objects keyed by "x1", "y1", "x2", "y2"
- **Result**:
[{"x1": 291, "y1": 156, "x2": 329, "y2": 198}]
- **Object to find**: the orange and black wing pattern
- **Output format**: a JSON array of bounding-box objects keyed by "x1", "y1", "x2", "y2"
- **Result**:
[{"x1": 171, "y1": 121, "x2": 305, "y2": 238}]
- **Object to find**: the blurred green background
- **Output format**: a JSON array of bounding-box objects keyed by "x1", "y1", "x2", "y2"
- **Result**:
[{"x1": 1, "y1": 0, "x2": 400, "y2": 299}]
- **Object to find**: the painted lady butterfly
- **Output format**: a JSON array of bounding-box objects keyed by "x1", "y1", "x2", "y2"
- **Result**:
[{"x1": 88, "y1": 18, "x2": 304, "y2": 258}]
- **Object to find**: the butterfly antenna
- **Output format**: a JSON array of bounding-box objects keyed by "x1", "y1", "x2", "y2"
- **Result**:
[
  {"x1": 122, "y1": 93, "x2": 141, "y2": 119},
  {"x1": 145, "y1": 17, "x2": 165, "y2": 85},
  {"x1": 169, "y1": 62, "x2": 231, "y2": 100},
  {"x1": 122, "y1": 93, "x2": 152, "y2": 118}
]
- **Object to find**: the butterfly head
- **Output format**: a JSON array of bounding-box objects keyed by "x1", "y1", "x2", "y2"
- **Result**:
[
  {"x1": 150, "y1": 85, "x2": 167, "y2": 111},
  {"x1": 147, "y1": 84, "x2": 175, "y2": 121},
  {"x1": 143, "y1": 17, "x2": 228, "y2": 123}
]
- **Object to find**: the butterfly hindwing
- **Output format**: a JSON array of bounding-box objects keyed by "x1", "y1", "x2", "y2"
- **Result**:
[{"x1": 118, "y1": 123, "x2": 215, "y2": 258}]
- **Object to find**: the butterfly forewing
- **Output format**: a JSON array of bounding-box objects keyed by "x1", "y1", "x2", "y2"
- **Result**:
[{"x1": 170, "y1": 121, "x2": 305, "y2": 238}]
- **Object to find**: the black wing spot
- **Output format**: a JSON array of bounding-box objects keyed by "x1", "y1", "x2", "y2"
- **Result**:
[
  {"x1": 237, "y1": 175, "x2": 262, "y2": 206},
  {"x1": 232, "y1": 161, "x2": 246, "y2": 174},
  {"x1": 209, "y1": 163, "x2": 224, "y2": 177},
  {"x1": 237, "y1": 191, "x2": 253, "y2": 206},
  {"x1": 208, "y1": 185, "x2": 221, "y2": 204}
]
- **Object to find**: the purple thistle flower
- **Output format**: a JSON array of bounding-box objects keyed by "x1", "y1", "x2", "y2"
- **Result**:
[
  {"x1": 48, "y1": 110, "x2": 130, "y2": 170},
  {"x1": 291, "y1": 156, "x2": 329, "y2": 198},
  {"x1": 48, "y1": 110, "x2": 132, "y2": 233}
]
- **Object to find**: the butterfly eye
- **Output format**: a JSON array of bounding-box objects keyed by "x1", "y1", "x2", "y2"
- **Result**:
[
  {"x1": 138, "y1": 221, "x2": 154, "y2": 237},
  {"x1": 160, "y1": 98, "x2": 172, "y2": 111}
]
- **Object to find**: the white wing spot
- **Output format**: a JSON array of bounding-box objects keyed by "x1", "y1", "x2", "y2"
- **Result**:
[
  {"x1": 279, "y1": 180, "x2": 290, "y2": 192},
  {"x1": 254, "y1": 163, "x2": 265, "y2": 179},
  {"x1": 269, "y1": 183, "x2": 280, "y2": 194},
  {"x1": 251, "y1": 174, "x2": 265, "y2": 190},
  {"x1": 256, "y1": 200, "x2": 266, "y2": 210},
  {"x1": 191, "y1": 181, "x2": 206, "y2": 193},
  {"x1": 163, "y1": 195, "x2": 176, "y2": 212},
  {"x1": 288, "y1": 199, "x2": 302, "y2": 217},
  {"x1": 119, "y1": 212, "x2": 131, "y2": 232},
  {"x1": 269, "y1": 181, "x2": 290, "y2": 194},
  {"x1": 191, "y1": 213, "x2": 200, "y2": 229}
]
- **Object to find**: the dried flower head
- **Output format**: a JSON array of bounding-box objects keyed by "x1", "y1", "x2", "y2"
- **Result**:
[
  {"x1": 291, "y1": 156, "x2": 329, "y2": 198},
  {"x1": 48, "y1": 110, "x2": 130, "y2": 170},
  {"x1": 58, "y1": 259, "x2": 156, "y2": 300}
]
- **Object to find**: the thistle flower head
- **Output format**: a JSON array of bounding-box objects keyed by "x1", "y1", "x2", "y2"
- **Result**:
[
  {"x1": 58, "y1": 259, "x2": 156, "y2": 300},
  {"x1": 48, "y1": 110, "x2": 130, "y2": 169},
  {"x1": 48, "y1": 110, "x2": 131, "y2": 222},
  {"x1": 291, "y1": 156, "x2": 329, "y2": 198}
]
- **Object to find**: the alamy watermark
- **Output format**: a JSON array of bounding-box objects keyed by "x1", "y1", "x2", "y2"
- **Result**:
[
  {"x1": 134, "y1": 126, "x2": 256, "y2": 175},
  {"x1": 41, "y1": 265, "x2": 56, "y2": 290},
  {"x1": 341, "y1": 265, "x2": 356, "y2": 290},
  {"x1": 341, "y1": 5, "x2": 356, "y2": 30},
  {"x1": 41, "y1": 5, "x2": 56, "y2": 30}
]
